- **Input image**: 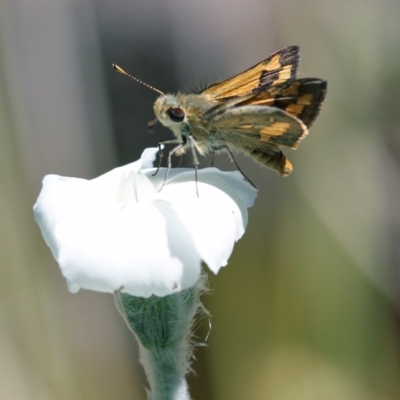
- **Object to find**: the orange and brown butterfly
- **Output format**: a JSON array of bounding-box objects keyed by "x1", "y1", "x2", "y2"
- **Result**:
[{"x1": 113, "y1": 46, "x2": 327, "y2": 186}]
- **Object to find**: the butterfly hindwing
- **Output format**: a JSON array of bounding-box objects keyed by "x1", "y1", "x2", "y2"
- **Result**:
[{"x1": 208, "y1": 104, "x2": 307, "y2": 149}]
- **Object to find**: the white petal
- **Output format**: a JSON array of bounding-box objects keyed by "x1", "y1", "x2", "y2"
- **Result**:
[
  {"x1": 136, "y1": 147, "x2": 160, "y2": 170},
  {"x1": 34, "y1": 173, "x2": 202, "y2": 297},
  {"x1": 152, "y1": 168, "x2": 257, "y2": 273},
  {"x1": 146, "y1": 167, "x2": 257, "y2": 231},
  {"x1": 33, "y1": 175, "x2": 92, "y2": 257},
  {"x1": 34, "y1": 148, "x2": 258, "y2": 297}
]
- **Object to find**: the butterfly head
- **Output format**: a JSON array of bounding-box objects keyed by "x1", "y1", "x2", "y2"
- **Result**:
[{"x1": 154, "y1": 94, "x2": 187, "y2": 133}]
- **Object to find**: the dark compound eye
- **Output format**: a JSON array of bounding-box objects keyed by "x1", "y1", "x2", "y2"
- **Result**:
[{"x1": 167, "y1": 107, "x2": 185, "y2": 122}]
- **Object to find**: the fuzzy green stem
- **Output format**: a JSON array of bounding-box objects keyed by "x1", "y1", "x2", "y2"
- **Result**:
[
  {"x1": 115, "y1": 279, "x2": 205, "y2": 400},
  {"x1": 140, "y1": 345, "x2": 190, "y2": 400}
]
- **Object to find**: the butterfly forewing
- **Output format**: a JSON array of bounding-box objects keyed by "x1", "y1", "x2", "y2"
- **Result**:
[{"x1": 201, "y1": 46, "x2": 299, "y2": 100}]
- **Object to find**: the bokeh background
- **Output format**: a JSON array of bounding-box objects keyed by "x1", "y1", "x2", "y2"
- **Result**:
[{"x1": 1, "y1": 0, "x2": 400, "y2": 399}]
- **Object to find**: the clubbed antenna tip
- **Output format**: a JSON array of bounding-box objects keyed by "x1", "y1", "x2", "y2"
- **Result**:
[{"x1": 112, "y1": 64, "x2": 165, "y2": 96}]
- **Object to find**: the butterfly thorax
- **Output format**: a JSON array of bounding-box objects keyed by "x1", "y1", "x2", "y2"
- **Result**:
[{"x1": 153, "y1": 93, "x2": 220, "y2": 152}]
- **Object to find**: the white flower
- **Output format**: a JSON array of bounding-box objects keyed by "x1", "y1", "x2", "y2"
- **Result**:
[{"x1": 34, "y1": 147, "x2": 257, "y2": 297}]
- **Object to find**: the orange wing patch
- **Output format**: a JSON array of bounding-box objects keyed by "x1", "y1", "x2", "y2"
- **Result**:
[
  {"x1": 201, "y1": 46, "x2": 299, "y2": 99},
  {"x1": 272, "y1": 79, "x2": 327, "y2": 128},
  {"x1": 259, "y1": 122, "x2": 292, "y2": 138},
  {"x1": 284, "y1": 94, "x2": 313, "y2": 115}
]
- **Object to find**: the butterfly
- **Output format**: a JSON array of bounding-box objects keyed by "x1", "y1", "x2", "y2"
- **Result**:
[{"x1": 114, "y1": 46, "x2": 327, "y2": 189}]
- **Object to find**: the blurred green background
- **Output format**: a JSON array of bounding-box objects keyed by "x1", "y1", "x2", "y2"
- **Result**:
[{"x1": 1, "y1": 0, "x2": 400, "y2": 399}]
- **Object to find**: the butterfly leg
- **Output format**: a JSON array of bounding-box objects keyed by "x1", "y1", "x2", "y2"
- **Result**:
[
  {"x1": 211, "y1": 151, "x2": 216, "y2": 167},
  {"x1": 211, "y1": 144, "x2": 256, "y2": 188},
  {"x1": 152, "y1": 138, "x2": 181, "y2": 177},
  {"x1": 152, "y1": 143, "x2": 164, "y2": 177},
  {"x1": 158, "y1": 141, "x2": 185, "y2": 192},
  {"x1": 187, "y1": 135, "x2": 200, "y2": 197}
]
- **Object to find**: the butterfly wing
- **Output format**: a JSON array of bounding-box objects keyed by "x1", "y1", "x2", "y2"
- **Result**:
[
  {"x1": 237, "y1": 78, "x2": 327, "y2": 129},
  {"x1": 208, "y1": 105, "x2": 307, "y2": 149},
  {"x1": 191, "y1": 47, "x2": 326, "y2": 177},
  {"x1": 203, "y1": 105, "x2": 304, "y2": 177},
  {"x1": 201, "y1": 46, "x2": 299, "y2": 100}
]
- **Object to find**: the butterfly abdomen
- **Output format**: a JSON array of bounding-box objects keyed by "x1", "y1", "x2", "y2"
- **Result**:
[{"x1": 244, "y1": 146, "x2": 293, "y2": 177}]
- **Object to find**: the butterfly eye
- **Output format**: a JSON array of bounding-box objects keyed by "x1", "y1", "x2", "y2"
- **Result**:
[{"x1": 167, "y1": 107, "x2": 185, "y2": 122}]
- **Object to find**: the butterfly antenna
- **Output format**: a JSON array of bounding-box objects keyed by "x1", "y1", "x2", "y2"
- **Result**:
[{"x1": 112, "y1": 64, "x2": 165, "y2": 96}]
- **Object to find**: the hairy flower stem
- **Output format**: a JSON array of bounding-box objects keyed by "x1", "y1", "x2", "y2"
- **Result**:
[
  {"x1": 140, "y1": 346, "x2": 191, "y2": 400},
  {"x1": 115, "y1": 278, "x2": 205, "y2": 400}
]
